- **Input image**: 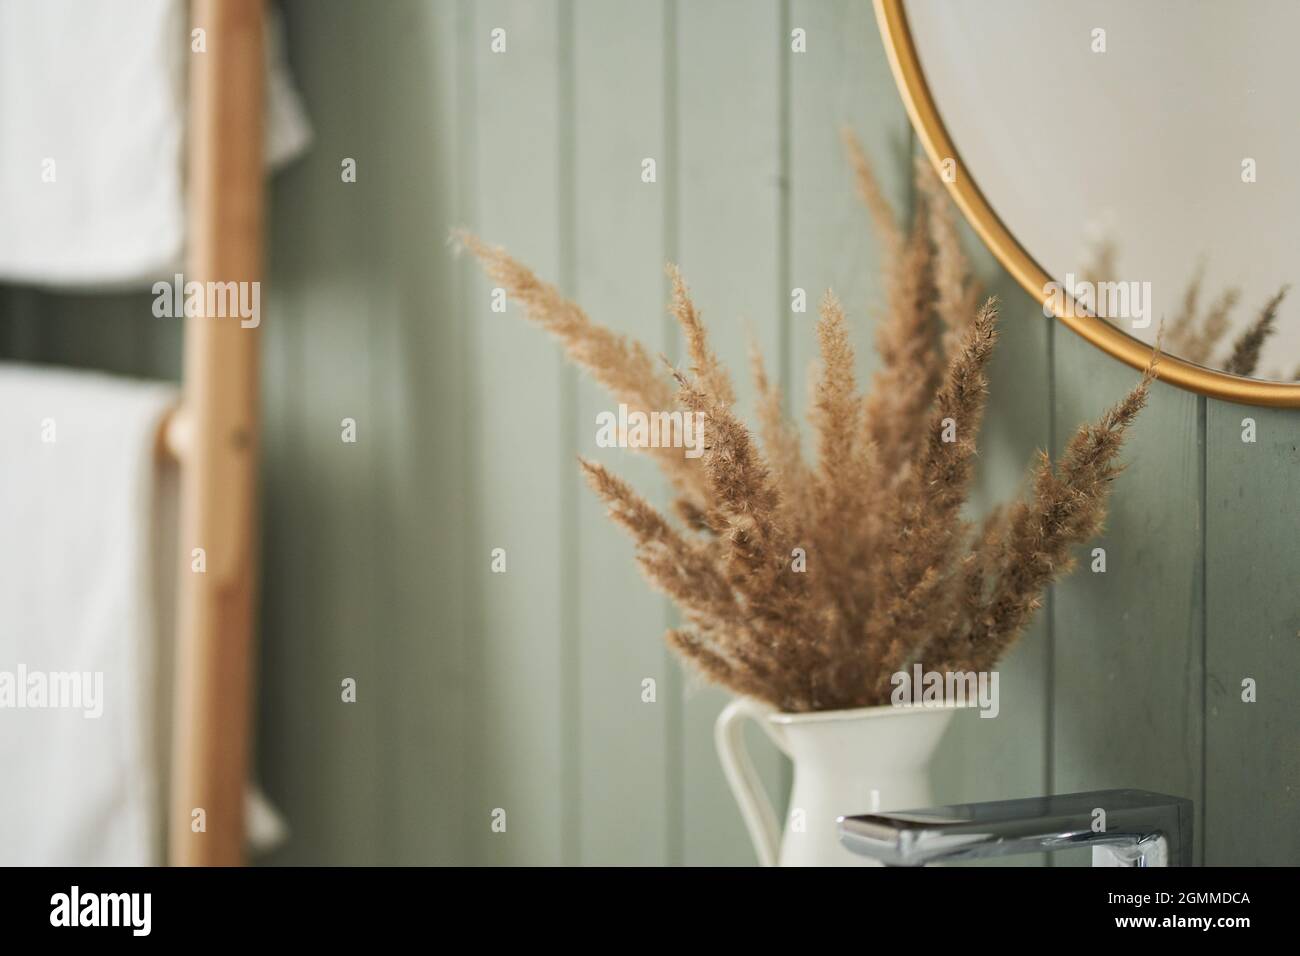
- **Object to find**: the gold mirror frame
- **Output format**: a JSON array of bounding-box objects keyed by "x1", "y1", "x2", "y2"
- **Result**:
[{"x1": 875, "y1": 0, "x2": 1300, "y2": 407}]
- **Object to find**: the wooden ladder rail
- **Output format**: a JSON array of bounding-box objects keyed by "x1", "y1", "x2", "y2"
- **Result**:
[{"x1": 168, "y1": 0, "x2": 266, "y2": 867}]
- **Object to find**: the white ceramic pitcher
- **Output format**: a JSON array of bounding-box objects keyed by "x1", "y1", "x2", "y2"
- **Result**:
[{"x1": 714, "y1": 698, "x2": 969, "y2": 866}]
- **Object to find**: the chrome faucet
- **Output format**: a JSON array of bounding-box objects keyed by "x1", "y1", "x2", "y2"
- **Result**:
[{"x1": 838, "y1": 789, "x2": 1193, "y2": 866}]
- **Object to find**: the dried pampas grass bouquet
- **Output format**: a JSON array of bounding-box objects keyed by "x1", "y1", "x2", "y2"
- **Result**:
[{"x1": 456, "y1": 132, "x2": 1155, "y2": 714}]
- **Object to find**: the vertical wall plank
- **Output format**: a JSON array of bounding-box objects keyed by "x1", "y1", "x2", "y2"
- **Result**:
[
  {"x1": 261, "y1": 0, "x2": 476, "y2": 865},
  {"x1": 674, "y1": 0, "x2": 785, "y2": 866},
  {"x1": 788, "y1": 0, "x2": 909, "y2": 412},
  {"x1": 257, "y1": 151, "x2": 307, "y2": 867},
  {"x1": 255, "y1": 0, "x2": 318, "y2": 866},
  {"x1": 293, "y1": 0, "x2": 382, "y2": 865},
  {"x1": 256, "y1": 65, "x2": 308, "y2": 862},
  {"x1": 255, "y1": 0, "x2": 390, "y2": 865},
  {"x1": 1205, "y1": 402, "x2": 1300, "y2": 864},
  {"x1": 571, "y1": 0, "x2": 671, "y2": 866},
  {"x1": 1051, "y1": 330, "x2": 1204, "y2": 864},
  {"x1": 468, "y1": 0, "x2": 567, "y2": 865},
  {"x1": 351, "y1": 0, "x2": 471, "y2": 866},
  {"x1": 321, "y1": 0, "x2": 381, "y2": 861}
]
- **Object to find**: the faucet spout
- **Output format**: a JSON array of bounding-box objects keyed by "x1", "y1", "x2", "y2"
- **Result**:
[{"x1": 838, "y1": 789, "x2": 1193, "y2": 867}]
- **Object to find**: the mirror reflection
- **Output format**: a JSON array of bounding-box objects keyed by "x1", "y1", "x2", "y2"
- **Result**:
[{"x1": 905, "y1": 0, "x2": 1299, "y2": 380}]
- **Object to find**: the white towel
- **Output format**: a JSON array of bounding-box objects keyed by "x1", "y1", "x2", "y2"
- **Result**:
[
  {"x1": 0, "y1": 0, "x2": 311, "y2": 288},
  {"x1": 0, "y1": 363, "x2": 178, "y2": 865}
]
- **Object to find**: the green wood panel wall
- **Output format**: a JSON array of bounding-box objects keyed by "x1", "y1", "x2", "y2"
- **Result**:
[
  {"x1": 571, "y1": 0, "x2": 673, "y2": 865},
  {"x1": 467, "y1": 0, "x2": 568, "y2": 865},
  {"x1": 1205, "y1": 403, "x2": 1300, "y2": 865},
  {"x1": 1051, "y1": 329, "x2": 1205, "y2": 864},
  {"x1": 262, "y1": 0, "x2": 385, "y2": 864},
  {"x1": 789, "y1": 0, "x2": 907, "y2": 403},
  {"x1": 1, "y1": 0, "x2": 1296, "y2": 867}
]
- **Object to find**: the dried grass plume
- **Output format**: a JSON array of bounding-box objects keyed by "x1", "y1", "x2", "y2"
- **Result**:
[{"x1": 456, "y1": 137, "x2": 1154, "y2": 711}]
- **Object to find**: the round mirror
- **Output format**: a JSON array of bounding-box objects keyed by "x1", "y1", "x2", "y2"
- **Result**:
[{"x1": 877, "y1": 0, "x2": 1300, "y2": 405}]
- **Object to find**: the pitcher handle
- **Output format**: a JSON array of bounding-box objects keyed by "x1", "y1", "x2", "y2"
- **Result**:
[{"x1": 714, "y1": 698, "x2": 788, "y2": 867}]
